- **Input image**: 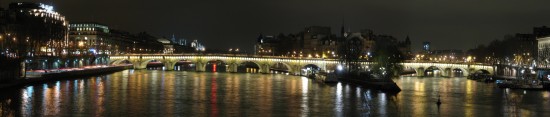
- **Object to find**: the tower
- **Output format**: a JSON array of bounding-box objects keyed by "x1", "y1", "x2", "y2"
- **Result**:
[
  {"x1": 341, "y1": 18, "x2": 348, "y2": 38},
  {"x1": 405, "y1": 36, "x2": 411, "y2": 45},
  {"x1": 423, "y1": 41, "x2": 431, "y2": 53},
  {"x1": 171, "y1": 34, "x2": 176, "y2": 43}
]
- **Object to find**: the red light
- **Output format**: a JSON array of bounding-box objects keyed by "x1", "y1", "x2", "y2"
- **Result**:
[{"x1": 213, "y1": 64, "x2": 216, "y2": 72}]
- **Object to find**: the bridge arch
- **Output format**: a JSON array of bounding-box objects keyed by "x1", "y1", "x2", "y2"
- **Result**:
[
  {"x1": 270, "y1": 62, "x2": 293, "y2": 74},
  {"x1": 415, "y1": 67, "x2": 425, "y2": 76},
  {"x1": 451, "y1": 67, "x2": 468, "y2": 77},
  {"x1": 171, "y1": 59, "x2": 196, "y2": 71},
  {"x1": 140, "y1": 59, "x2": 165, "y2": 70},
  {"x1": 236, "y1": 61, "x2": 262, "y2": 73},
  {"x1": 298, "y1": 60, "x2": 324, "y2": 72},
  {"x1": 473, "y1": 69, "x2": 491, "y2": 74},
  {"x1": 205, "y1": 60, "x2": 228, "y2": 72},
  {"x1": 424, "y1": 66, "x2": 445, "y2": 77},
  {"x1": 110, "y1": 59, "x2": 133, "y2": 65}
]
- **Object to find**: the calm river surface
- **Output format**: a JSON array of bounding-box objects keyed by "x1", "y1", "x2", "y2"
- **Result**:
[{"x1": 1, "y1": 70, "x2": 550, "y2": 116}]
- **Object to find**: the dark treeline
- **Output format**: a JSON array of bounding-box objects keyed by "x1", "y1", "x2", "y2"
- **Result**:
[{"x1": 468, "y1": 34, "x2": 537, "y2": 64}]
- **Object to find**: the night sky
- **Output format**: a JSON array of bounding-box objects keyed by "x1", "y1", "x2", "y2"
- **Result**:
[{"x1": 2, "y1": 0, "x2": 550, "y2": 52}]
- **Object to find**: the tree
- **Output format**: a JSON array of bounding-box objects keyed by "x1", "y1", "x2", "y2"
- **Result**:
[
  {"x1": 468, "y1": 34, "x2": 537, "y2": 65},
  {"x1": 372, "y1": 38, "x2": 405, "y2": 79},
  {"x1": 338, "y1": 37, "x2": 363, "y2": 73}
]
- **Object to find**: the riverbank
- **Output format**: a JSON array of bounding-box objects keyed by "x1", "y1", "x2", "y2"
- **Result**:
[{"x1": 0, "y1": 65, "x2": 130, "y2": 89}]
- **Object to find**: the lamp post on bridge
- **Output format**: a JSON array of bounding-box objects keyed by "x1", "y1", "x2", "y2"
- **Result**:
[
  {"x1": 228, "y1": 48, "x2": 240, "y2": 57},
  {"x1": 228, "y1": 48, "x2": 233, "y2": 56}
]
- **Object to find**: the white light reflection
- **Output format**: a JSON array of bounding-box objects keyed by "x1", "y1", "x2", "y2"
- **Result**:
[
  {"x1": 54, "y1": 81, "x2": 61, "y2": 115},
  {"x1": 78, "y1": 80, "x2": 85, "y2": 112},
  {"x1": 364, "y1": 90, "x2": 372, "y2": 116},
  {"x1": 74, "y1": 80, "x2": 78, "y2": 91},
  {"x1": 356, "y1": 87, "x2": 361, "y2": 98},
  {"x1": 42, "y1": 84, "x2": 48, "y2": 115},
  {"x1": 505, "y1": 88, "x2": 509, "y2": 94},
  {"x1": 335, "y1": 83, "x2": 343, "y2": 116},
  {"x1": 21, "y1": 86, "x2": 34, "y2": 116},
  {"x1": 301, "y1": 77, "x2": 309, "y2": 117},
  {"x1": 378, "y1": 93, "x2": 387, "y2": 115},
  {"x1": 55, "y1": 81, "x2": 60, "y2": 92}
]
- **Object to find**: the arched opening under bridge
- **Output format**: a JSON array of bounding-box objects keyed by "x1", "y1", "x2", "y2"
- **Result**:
[
  {"x1": 174, "y1": 59, "x2": 196, "y2": 71},
  {"x1": 205, "y1": 60, "x2": 227, "y2": 72},
  {"x1": 237, "y1": 61, "x2": 260, "y2": 73}
]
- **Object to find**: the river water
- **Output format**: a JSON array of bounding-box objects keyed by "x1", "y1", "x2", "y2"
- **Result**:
[{"x1": 1, "y1": 70, "x2": 549, "y2": 116}]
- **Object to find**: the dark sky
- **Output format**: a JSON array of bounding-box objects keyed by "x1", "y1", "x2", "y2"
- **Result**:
[{"x1": 3, "y1": 0, "x2": 550, "y2": 52}]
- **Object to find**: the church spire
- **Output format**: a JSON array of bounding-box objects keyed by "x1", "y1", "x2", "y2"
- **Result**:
[
  {"x1": 405, "y1": 35, "x2": 411, "y2": 44},
  {"x1": 257, "y1": 33, "x2": 264, "y2": 43},
  {"x1": 171, "y1": 34, "x2": 176, "y2": 42},
  {"x1": 341, "y1": 18, "x2": 348, "y2": 38}
]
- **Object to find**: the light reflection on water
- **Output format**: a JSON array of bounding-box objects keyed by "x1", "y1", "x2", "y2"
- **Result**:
[
  {"x1": 300, "y1": 77, "x2": 309, "y2": 117},
  {"x1": 0, "y1": 70, "x2": 549, "y2": 116}
]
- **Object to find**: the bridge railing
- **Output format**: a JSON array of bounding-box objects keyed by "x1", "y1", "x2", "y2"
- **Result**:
[
  {"x1": 404, "y1": 60, "x2": 492, "y2": 66},
  {"x1": 110, "y1": 54, "x2": 494, "y2": 66},
  {"x1": 110, "y1": 53, "x2": 345, "y2": 61}
]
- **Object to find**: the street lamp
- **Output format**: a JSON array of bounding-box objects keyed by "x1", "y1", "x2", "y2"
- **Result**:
[{"x1": 0, "y1": 35, "x2": 3, "y2": 51}]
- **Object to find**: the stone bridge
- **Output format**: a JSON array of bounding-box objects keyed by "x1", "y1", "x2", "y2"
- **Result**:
[
  {"x1": 402, "y1": 62, "x2": 493, "y2": 77},
  {"x1": 109, "y1": 54, "x2": 493, "y2": 77},
  {"x1": 109, "y1": 54, "x2": 340, "y2": 75}
]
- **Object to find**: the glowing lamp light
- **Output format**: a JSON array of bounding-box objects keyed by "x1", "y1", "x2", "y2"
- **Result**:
[
  {"x1": 89, "y1": 49, "x2": 96, "y2": 54},
  {"x1": 39, "y1": 3, "x2": 54, "y2": 12},
  {"x1": 337, "y1": 64, "x2": 343, "y2": 71}
]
